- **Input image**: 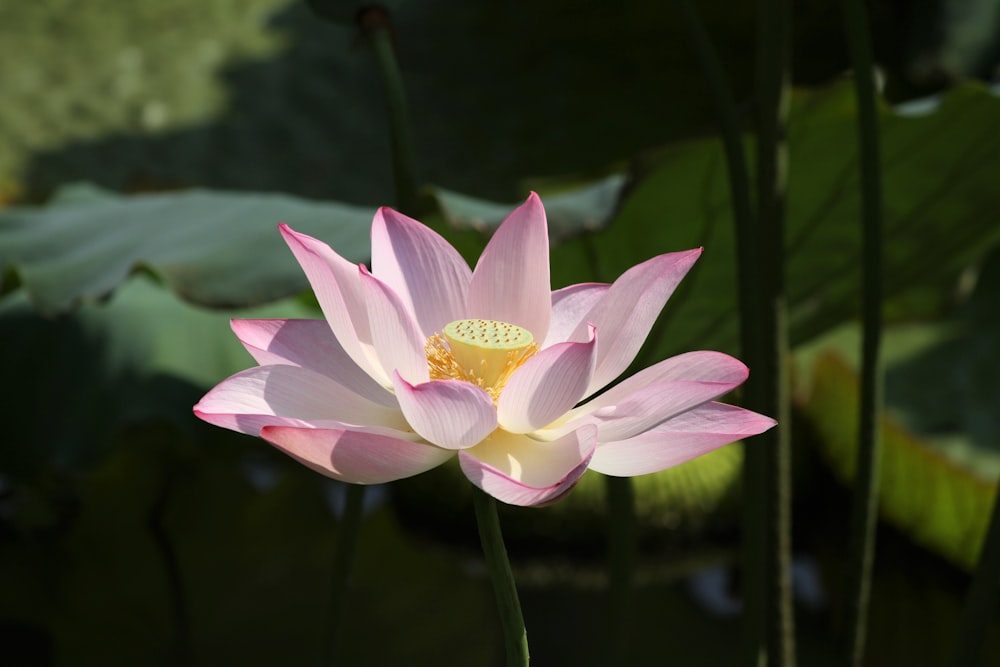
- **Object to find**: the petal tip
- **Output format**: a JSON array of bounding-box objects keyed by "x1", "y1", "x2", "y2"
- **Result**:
[{"x1": 278, "y1": 223, "x2": 316, "y2": 249}]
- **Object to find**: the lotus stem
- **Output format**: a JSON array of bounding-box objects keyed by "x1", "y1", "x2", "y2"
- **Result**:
[
  {"x1": 323, "y1": 483, "x2": 366, "y2": 665},
  {"x1": 472, "y1": 487, "x2": 529, "y2": 667},
  {"x1": 149, "y1": 472, "x2": 193, "y2": 664},
  {"x1": 360, "y1": 6, "x2": 420, "y2": 216},
  {"x1": 951, "y1": 485, "x2": 1000, "y2": 666},
  {"x1": 839, "y1": 0, "x2": 884, "y2": 664},
  {"x1": 669, "y1": 2, "x2": 772, "y2": 659},
  {"x1": 750, "y1": 0, "x2": 796, "y2": 664},
  {"x1": 605, "y1": 474, "x2": 636, "y2": 663}
]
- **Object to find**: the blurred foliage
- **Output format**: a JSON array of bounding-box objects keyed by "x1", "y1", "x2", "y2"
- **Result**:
[
  {"x1": 0, "y1": 183, "x2": 372, "y2": 314},
  {"x1": 0, "y1": 179, "x2": 622, "y2": 315},
  {"x1": 6, "y1": 82, "x2": 1000, "y2": 341},
  {"x1": 803, "y1": 351, "x2": 996, "y2": 570},
  {"x1": 0, "y1": 0, "x2": 286, "y2": 200},
  {"x1": 551, "y1": 82, "x2": 1000, "y2": 362},
  {"x1": 0, "y1": 432, "x2": 499, "y2": 665},
  {"x1": 1, "y1": 0, "x2": 757, "y2": 203},
  {"x1": 0, "y1": 278, "x2": 318, "y2": 479},
  {"x1": 796, "y1": 249, "x2": 1000, "y2": 570},
  {"x1": 2, "y1": 0, "x2": 997, "y2": 204},
  {"x1": 432, "y1": 173, "x2": 625, "y2": 244}
]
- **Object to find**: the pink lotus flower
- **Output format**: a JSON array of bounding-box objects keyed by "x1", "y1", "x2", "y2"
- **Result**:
[{"x1": 194, "y1": 194, "x2": 775, "y2": 506}]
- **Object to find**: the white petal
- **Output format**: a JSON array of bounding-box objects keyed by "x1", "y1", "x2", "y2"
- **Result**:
[
  {"x1": 359, "y1": 266, "x2": 430, "y2": 384},
  {"x1": 371, "y1": 207, "x2": 471, "y2": 337},
  {"x1": 588, "y1": 402, "x2": 776, "y2": 476},
  {"x1": 577, "y1": 350, "x2": 749, "y2": 413},
  {"x1": 193, "y1": 365, "x2": 407, "y2": 435},
  {"x1": 392, "y1": 373, "x2": 497, "y2": 449},
  {"x1": 574, "y1": 249, "x2": 702, "y2": 397},
  {"x1": 467, "y1": 192, "x2": 551, "y2": 343},
  {"x1": 261, "y1": 424, "x2": 453, "y2": 484},
  {"x1": 497, "y1": 325, "x2": 597, "y2": 433},
  {"x1": 231, "y1": 318, "x2": 394, "y2": 406},
  {"x1": 577, "y1": 379, "x2": 745, "y2": 442},
  {"x1": 279, "y1": 224, "x2": 385, "y2": 384},
  {"x1": 459, "y1": 426, "x2": 597, "y2": 506},
  {"x1": 543, "y1": 283, "x2": 608, "y2": 348}
]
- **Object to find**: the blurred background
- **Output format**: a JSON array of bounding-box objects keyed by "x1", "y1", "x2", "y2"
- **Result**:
[{"x1": 1, "y1": 0, "x2": 1000, "y2": 664}]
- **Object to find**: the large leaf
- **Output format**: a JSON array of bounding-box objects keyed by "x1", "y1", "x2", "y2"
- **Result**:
[
  {"x1": 800, "y1": 350, "x2": 996, "y2": 570},
  {"x1": 0, "y1": 178, "x2": 628, "y2": 315},
  {"x1": 546, "y1": 82, "x2": 1000, "y2": 363},
  {"x1": 794, "y1": 249, "x2": 1000, "y2": 568},
  {"x1": 414, "y1": 83, "x2": 1000, "y2": 364},
  {"x1": 0, "y1": 184, "x2": 372, "y2": 314},
  {"x1": 0, "y1": 276, "x2": 317, "y2": 479},
  {"x1": 432, "y1": 173, "x2": 626, "y2": 243}
]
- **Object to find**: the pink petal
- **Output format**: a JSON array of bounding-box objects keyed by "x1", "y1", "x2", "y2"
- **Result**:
[
  {"x1": 588, "y1": 402, "x2": 776, "y2": 476},
  {"x1": 279, "y1": 224, "x2": 384, "y2": 384},
  {"x1": 582, "y1": 350, "x2": 749, "y2": 410},
  {"x1": 554, "y1": 378, "x2": 746, "y2": 443},
  {"x1": 392, "y1": 372, "x2": 497, "y2": 450},
  {"x1": 543, "y1": 282, "x2": 609, "y2": 348},
  {"x1": 576, "y1": 249, "x2": 703, "y2": 397},
  {"x1": 370, "y1": 207, "x2": 472, "y2": 338},
  {"x1": 231, "y1": 318, "x2": 394, "y2": 407},
  {"x1": 193, "y1": 365, "x2": 407, "y2": 436},
  {"x1": 458, "y1": 426, "x2": 597, "y2": 507},
  {"x1": 194, "y1": 410, "x2": 312, "y2": 437},
  {"x1": 467, "y1": 192, "x2": 551, "y2": 343},
  {"x1": 261, "y1": 424, "x2": 453, "y2": 484},
  {"x1": 497, "y1": 324, "x2": 597, "y2": 433},
  {"x1": 359, "y1": 266, "x2": 430, "y2": 384}
]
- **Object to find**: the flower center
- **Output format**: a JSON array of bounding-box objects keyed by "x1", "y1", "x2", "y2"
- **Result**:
[{"x1": 425, "y1": 319, "x2": 538, "y2": 401}]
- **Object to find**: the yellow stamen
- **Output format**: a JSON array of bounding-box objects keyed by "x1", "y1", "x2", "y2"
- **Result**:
[{"x1": 426, "y1": 319, "x2": 538, "y2": 401}]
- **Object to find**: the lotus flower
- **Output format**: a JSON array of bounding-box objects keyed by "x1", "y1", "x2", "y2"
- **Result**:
[{"x1": 194, "y1": 194, "x2": 775, "y2": 506}]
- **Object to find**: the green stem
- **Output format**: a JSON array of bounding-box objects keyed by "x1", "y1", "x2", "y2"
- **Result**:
[
  {"x1": 583, "y1": 231, "x2": 636, "y2": 662},
  {"x1": 839, "y1": 0, "x2": 884, "y2": 665},
  {"x1": 671, "y1": 0, "x2": 756, "y2": 263},
  {"x1": 472, "y1": 488, "x2": 529, "y2": 667},
  {"x1": 149, "y1": 471, "x2": 192, "y2": 665},
  {"x1": 322, "y1": 483, "x2": 366, "y2": 665},
  {"x1": 604, "y1": 475, "x2": 635, "y2": 663},
  {"x1": 669, "y1": 3, "x2": 770, "y2": 662},
  {"x1": 752, "y1": 0, "x2": 796, "y2": 664},
  {"x1": 360, "y1": 7, "x2": 419, "y2": 216},
  {"x1": 951, "y1": 486, "x2": 1000, "y2": 666}
]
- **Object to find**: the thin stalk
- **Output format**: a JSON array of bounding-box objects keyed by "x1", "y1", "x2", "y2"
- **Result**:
[
  {"x1": 670, "y1": 2, "x2": 768, "y2": 664},
  {"x1": 604, "y1": 474, "x2": 635, "y2": 663},
  {"x1": 149, "y1": 472, "x2": 192, "y2": 665},
  {"x1": 472, "y1": 488, "x2": 529, "y2": 667},
  {"x1": 360, "y1": 7, "x2": 419, "y2": 216},
  {"x1": 671, "y1": 0, "x2": 756, "y2": 265},
  {"x1": 322, "y1": 483, "x2": 366, "y2": 665},
  {"x1": 839, "y1": 0, "x2": 884, "y2": 665},
  {"x1": 314, "y1": 8, "x2": 409, "y2": 667},
  {"x1": 951, "y1": 487, "x2": 1000, "y2": 666},
  {"x1": 753, "y1": 0, "x2": 796, "y2": 665},
  {"x1": 581, "y1": 235, "x2": 636, "y2": 663}
]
